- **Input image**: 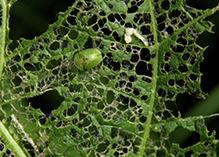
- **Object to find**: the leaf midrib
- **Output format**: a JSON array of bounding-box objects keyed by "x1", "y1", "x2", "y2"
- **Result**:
[
  {"x1": 0, "y1": 0, "x2": 7, "y2": 82},
  {"x1": 138, "y1": 0, "x2": 159, "y2": 156}
]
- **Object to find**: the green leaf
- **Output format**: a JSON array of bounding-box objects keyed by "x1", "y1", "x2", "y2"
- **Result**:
[{"x1": 0, "y1": 0, "x2": 219, "y2": 156}]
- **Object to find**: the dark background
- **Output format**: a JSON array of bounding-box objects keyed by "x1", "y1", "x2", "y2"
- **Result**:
[{"x1": 8, "y1": 0, "x2": 219, "y2": 148}]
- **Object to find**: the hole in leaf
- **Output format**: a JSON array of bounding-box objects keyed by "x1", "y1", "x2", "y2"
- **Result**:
[
  {"x1": 131, "y1": 54, "x2": 139, "y2": 63},
  {"x1": 29, "y1": 90, "x2": 64, "y2": 114},
  {"x1": 108, "y1": 13, "x2": 115, "y2": 22},
  {"x1": 106, "y1": 90, "x2": 115, "y2": 104},
  {"x1": 165, "y1": 26, "x2": 174, "y2": 36},
  {"x1": 46, "y1": 58, "x2": 62, "y2": 70},
  {"x1": 11, "y1": 64, "x2": 21, "y2": 73},
  {"x1": 97, "y1": 143, "x2": 108, "y2": 152},
  {"x1": 157, "y1": 14, "x2": 166, "y2": 24},
  {"x1": 110, "y1": 127, "x2": 119, "y2": 139},
  {"x1": 67, "y1": 16, "x2": 77, "y2": 25},
  {"x1": 23, "y1": 53, "x2": 32, "y2": 60},
  {"x1": 127, "y1": 5, "x2": 138, "y2": 13},
  {"x1": 165, "y1": 101, "x2": 179, "y2": 117},
  {"x1": 136, "y1": 61, "x2": 152, "y2": 77},
  {"x1": 50, "y1": 41, "x2": 60, "y2": 51},
  {"x1": 171, "y1": 44, "x2": 185, "y2": 53},
  {"x1": 112, "y1": 31, "x2": 120, "y2": 42},
  {"x1": 68, "y1": 30, "x2": 79, "y2": 40},
  {"x1": 169, "y1": 9, "x2": 181, "y2": 18},
  {"x1": 120, "y1": 72, "x2": 127, "y2": 79},
  {"x1": 83, "y1": 36, "x2": 93, "y2": 49},
  {"x1": 99, "y1": 76, "x2": 109, "y2": 85},
  {"x1": 164, "y1": 52, "x2": 171, "y2": 62},
  {"x1": 166, "y1": 90, "x2": 175, "y2": 99},
  {"x1": 176, "y1": 79, "x2": 185, "y2": 87},
  {"x1": 150, "y1": 131, "x2": 160, "y2": 141},
  {"x1": 99, "y1": 10, "x2": 106, "y2": 16},
  {"x1": 178, "y1": 63, "x2": 188, "y2": 73},
  {"x1": 140, "y1": 95, "x2": 148, "y2": 101},
  {"x1": 189, "y1": 74, "x2": 199, "y2": 82},
  {"x1": 133, "y1": 88, "x2": 141, "y2": 96},
  {"x1": 169, "y1": 126, "x2": 200, "y2": 149},
  {"x1": 157, "y1": 150, "x2": 166, "y2": 157},
  {"x1": 182, "y1": 53, "x2": 190, "y2": 61},
  {"x1": 12, "y1": 76, "x2": 21, "y2": 87},
  {"x1": 158, "y1": 23, "x2": 165, "y2": 31},
  {"x1": 9, "y1": 0, "x2": 73, "y2": 40},
  {"x1": 115, "y1": 80, "x2": 126, "y2": 89},
  {"x1": 161, "y1": 0, "x2": 170, "y2": 10},
  {"x1": 86, "y1": 84, "x2": 94, "y2": 92},
  {"x1": 8, "y1": 40, "x2": 19, "y2": 52},
  {"x1": 122, "y1": 60, "x2": 134, "y2": 70},
  {"x1": 69, "y1": 84, "x2": 83, "y2": 93},
  {"x1": 97, "y1": 101, "x2": 104, "y2": 110},
  {"x1": 88, "y1": 15, "x2": 97, "y2": 26},
  {"x1": 108, "y1": 4, "x2": 113, "y2": 10},
  {"x1": 101, "y1": 28, "x2": 112, "y2": 36},
  {"x1": 177, "y1": 37, "x2": 187, "y2": 45},
  {"x1": 129, "y1": 99, "x2": 137, "y2": 107},
  {"x1": 140, "y1": 48, "x2": 150, "y2": 61},
  {"x1": 98, "y1": 18, "x2": 106, "y2": 28},
  {"x1": 57, "y1": 26, "x2": 69, "y2": 36},
  {"x1": 157, "y1": 88, "x2": 166, "y2": 97},
  {"x1": 168, "y1": 79, "x2": 175, "y2": 86},
  {"x1": 0, "y1": 143, "x2": 4, "y2": 151},
  {"x1": 53, "y1": 27, "x2": 58, "y2": 35},
  {"x1": 61, "y1": 40, "x2": 68, "y2": 49},
  {"x1": 129, "y1": 75, "x2": 137, "y2": 82},
  {"x1": 142, "y1": 77, "x2": 152, "y2": 83},
  {"x1": 141, "y1": 25, "x2": 151, "y2": 35},
  {"x1": 62, "y1": 104, "x2": 78, "y2": 117}
]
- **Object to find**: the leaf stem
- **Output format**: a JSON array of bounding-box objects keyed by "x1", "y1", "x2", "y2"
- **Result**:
[
  {"x1": 0, "y1": 1, "x2": 26, "y2": 156},
  {"x1": 138, "y1": 1, "x2": 159, "y2": 156},
  {"x1": 0, "y1": 121, "x2": 26, "y2": 157},
  {"x1": 0, "y1": 0, "x2": 7, "y2": 82}
]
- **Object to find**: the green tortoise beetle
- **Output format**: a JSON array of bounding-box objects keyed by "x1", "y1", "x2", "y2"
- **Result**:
[{"x1": 74, "y1": 48, "x2": 102, "y2": 71}]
